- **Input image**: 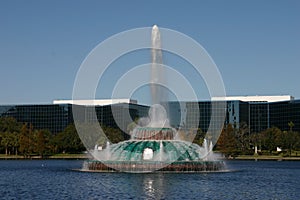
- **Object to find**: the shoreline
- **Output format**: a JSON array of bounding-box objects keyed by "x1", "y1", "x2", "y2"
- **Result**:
[
  {"x1": 228, "y1": 155, "x2": 300, "y2": 161},
  {"x1": 1, "y1": 154, "x2": 300, "y2": 161},
  {"x1": 0, "y1": 154, "x2": 89, "y2": 160}
]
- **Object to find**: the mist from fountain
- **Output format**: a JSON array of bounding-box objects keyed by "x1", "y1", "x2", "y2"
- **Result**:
[
  {"x1": 159, "y1": 140, "x2": 164, "y2": 161},
  {"x1": 201, "y1": 139, "x2": 221, "y2": 161},
  {"x1": 105, "y1": 141, "x2": 110, "y2": 160}
]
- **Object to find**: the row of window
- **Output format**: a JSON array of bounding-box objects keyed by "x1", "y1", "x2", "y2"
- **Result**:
[{"x1": 0, "y1": 100, "x2": 299, "y2": 134}]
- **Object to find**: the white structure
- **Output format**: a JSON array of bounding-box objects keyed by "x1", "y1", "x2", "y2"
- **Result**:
[
  {"x1": 53, "y1": 99, "x2": 137, "y2": 106},
  {"x1": 212, "y1": 95, "x2": 294, "y2": 103}
]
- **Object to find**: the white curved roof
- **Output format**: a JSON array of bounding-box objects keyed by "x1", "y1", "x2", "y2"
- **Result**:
[
  {"x1": 53, "y1": 99, "x2": 137, "y2": 106},
  {"x1": 212, "y1": 95, "x2": 294, "y2": 103}
]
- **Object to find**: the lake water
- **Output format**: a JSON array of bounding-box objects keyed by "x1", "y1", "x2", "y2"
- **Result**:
[{"x1": 0, "y1": 159, "x2": 299, "y2": 199}]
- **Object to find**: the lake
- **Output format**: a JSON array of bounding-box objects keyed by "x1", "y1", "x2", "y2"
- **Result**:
[{"x1": 0, "y1": 159, "x2": 299, "y2": 199}]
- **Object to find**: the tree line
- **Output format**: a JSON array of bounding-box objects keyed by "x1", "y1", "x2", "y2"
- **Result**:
[
  {"x1": 215, "y1": 122, "x2": 300, "y2": 157},
  {"x1": 1, "y1": 117, "x2": 299, "y2": 158},
  {"x1": 0, "y1": 117, "x2": 124, "y2": 157}
]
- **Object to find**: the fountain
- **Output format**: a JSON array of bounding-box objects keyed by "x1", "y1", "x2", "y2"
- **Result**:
[{"x1": 83, "y1": 25, "x2": 226, "y2": 173}]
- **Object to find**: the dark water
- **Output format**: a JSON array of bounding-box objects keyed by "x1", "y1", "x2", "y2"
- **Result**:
[{"x1": 0, "y1": 160, "x2": 299, "y2": 200}]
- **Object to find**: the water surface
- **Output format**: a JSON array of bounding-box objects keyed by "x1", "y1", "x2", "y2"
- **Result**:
[{"x1": 0, "y1": 160, "x2": 299, "y2": 199}]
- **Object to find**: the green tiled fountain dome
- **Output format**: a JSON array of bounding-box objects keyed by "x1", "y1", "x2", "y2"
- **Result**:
[{"x1": 108, "y1": 140, "x2": 203, "y2": 162}]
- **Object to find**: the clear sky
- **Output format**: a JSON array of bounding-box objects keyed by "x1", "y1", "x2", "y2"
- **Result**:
[{"x1": 0, "y1": 0, "x2": 299, "y2": 104}]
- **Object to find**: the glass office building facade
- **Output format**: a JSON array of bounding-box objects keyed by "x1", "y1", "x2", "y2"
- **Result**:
[
  {"x1": 168, "y1": 101, "x2": 226, "y2": 134},
  {"x1": 0, "y1": 104, "x2": 72, "y2": 134},
  {"x1": 0, "y1": 103, "x2": 149, "y2": 135},
  {"x1": 226, "y1": 100, "x2": 300, "y2": 133},
  {"x1": 0, "y1": 98, "x2": 299, "y2": 135},
  {"x1": 82, "y1": 103, "x2": 149, "y2": 138},
  {"x1": 269, "y1": 100, "x2": 300, "y2": 132},
  {"x1": 168, "y1": 99, "x2": 300, "y2": 133}
]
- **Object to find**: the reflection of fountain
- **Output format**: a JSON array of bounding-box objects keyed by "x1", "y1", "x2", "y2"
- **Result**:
[{"x1": 83, "y1": 25, "x2": 226, "y2": 172}]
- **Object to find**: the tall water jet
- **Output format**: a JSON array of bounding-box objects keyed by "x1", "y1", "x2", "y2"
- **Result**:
[
  {"x1": 150, "y1": 25, "x2": 169, "y2": 128},
  {"x1": 151, "y1": 25, "x2": 164, "y2": 105}
]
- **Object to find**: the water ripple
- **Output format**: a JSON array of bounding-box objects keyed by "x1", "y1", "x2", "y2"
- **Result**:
[{"x1": 0, "y1": 160, "x2": 299, "y2": 199}]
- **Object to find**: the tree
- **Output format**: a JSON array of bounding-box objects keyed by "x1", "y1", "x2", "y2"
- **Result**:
[
  {"x1": 193, "y1": 128, "x2": 205, "y2": 146},
  {"x1": 53, "y1": 124, "x2": 85, "y2": 154},
  {"x1": 19, "y1": 124, "x2": 35, "y2": 158},
  {"x1": 35, "y1": 130, "x2": 52, "y2": 157},
  {"x1": 260, "y1": 127, "x2": 282, "y2": 154},
  {"x1": 0, "y1": 117, "x2": 21, "y2": 155},
  {"x1": 0, "y1": 117, "x2": 21, "y2": 133},
  {"x1": 216, "y1": 124, "x2": 239, "y2": 157},
  {"x1": 19, "y1": 124, "x2": 29, "y2": 157},
  {"x1": 36, "y1": 130, "x2": 46, "y2": 157},
  {"x1": 103, "y1": 125, "x2": 125, "y2": 144},
  {"x1": 0, "y1": 132, "x2": 12, "y2": 155},
  {"x1": 11, "y1": 131, "x2": 19, "y2": 155},
  {"x1": 288, "y1": 121, "x2": 295, "y2": 132},
  {"x1": 235, "y1": 122, "x2": 251, "y2": 154},
  {"x1": 76, "y1": 122, "x2": 106, "y2": 150}
]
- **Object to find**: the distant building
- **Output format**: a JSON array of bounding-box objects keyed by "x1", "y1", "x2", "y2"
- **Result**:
[
  {"x1": 0, "y1": 96, "x2": 299, "y2": 135},
  {"x1": 0, "y1": 104, "x2": 72, "y2": 134},
  {"x1": 169, "y1": 96, "x2": 299, "y2": 133},
  {"x1": 212, "y1": 95, "x2": 294, "y2": 103},
  {"x1": 0, "y1": 99, "x2": 148, "y2": 137}
]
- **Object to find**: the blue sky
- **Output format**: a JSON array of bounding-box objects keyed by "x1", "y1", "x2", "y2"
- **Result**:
[{"x1": 0, "y1": 0, "x2": 299, "y2": 104}]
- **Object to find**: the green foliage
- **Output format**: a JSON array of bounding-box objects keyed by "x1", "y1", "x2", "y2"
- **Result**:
[
  {"x1": 0, "y1": 117, "x2": 22, "y2": 133},
  {"x1": 18, "y1": 124, "x2": 35, "y2": 158},
  {"x1": 103, "y1": 125, "x2": 125, "y2": 144},
  {"x1": 215, "y1": 123, "x2": 300, "y2": 157},
  {"x1": 235, "y1": 122, "x2": 251, "y2": 153},
  {"x1": 192, "y1": 128, "x2": 205, "y2": 146},
  {"x1": 0, "y1": 117, "x2": 21, "y2": 155},
  {"x1": 0, "y1": 132, "x2": 17, "y2": 155},
  {"x1": 52, "y1": 124, "x2": 85, "y2": 154},
  {"x1": 216, "y1": 124, "x2": 239, "y2": 157},
  {"x1": 35, "y1": 130, "x2": 52, "y2": 157},
  {"x1": 76, "y1": 122, "x2": 106, "y2": 150},
  {"x1": 260, "y1": 127, "x2": 281, "y2": 153}
]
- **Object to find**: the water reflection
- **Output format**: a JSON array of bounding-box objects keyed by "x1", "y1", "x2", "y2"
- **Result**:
[
  {"x1": 143, "y1": 174, "x2": 165, "y2": 199},
  {"x1": 143, "y1": 177, "x2": 155, "y2": 198}
]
